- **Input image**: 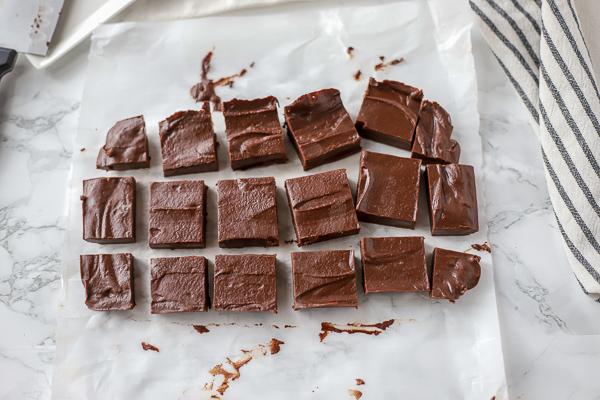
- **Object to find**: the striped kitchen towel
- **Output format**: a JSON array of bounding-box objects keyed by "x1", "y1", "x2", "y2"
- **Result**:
[{"x1": 471, "y1": 0, "x2": 600, "y2": 301}]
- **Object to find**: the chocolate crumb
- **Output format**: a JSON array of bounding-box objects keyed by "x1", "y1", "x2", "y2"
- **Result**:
[
  {"x1": 250, "y1": 62, "x2": 255, "y2": 68},
  {"x1": 356, "y1": 379, "x2": 365, "y2": 385},
  {"x1": 347, "y1": 46, "x2": 355, "y2": 59},
  {"x1": 379, "y1": 56, "x2": 385, "y2": 61},
  {"x1": 284, "y1": 325, "x2": 297, "y2": 328},
  {"x1": 269, "y1": 338, "x2": 285, "y2": 354},
  {"x1": 272, "y1": 325, "x2": 280, "y2": 329},
  {"x1": 80, "y1": 148, "x2": 85, "y2": 152},
  {"x1": 471, "y1": 243, "x2": 491, "y2": 253},
  {"x1": 193, "y1": 325, "x2": 210, "y2": 334},
  {"x1": 239, "y1": 69, "x2": 247, "y2": 77},
  {"x1": 374, "y1": 57, "x2": 404, "y2": 71},
  {"x1": 353, "y1": 70, "x2": 362, "y2": 81},
  {"x1": 141, "y1": 342, "x2": 159, "y2": 352}
]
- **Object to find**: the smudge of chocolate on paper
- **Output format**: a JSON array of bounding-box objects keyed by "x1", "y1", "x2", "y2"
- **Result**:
[
  {"x1": 284, "y1": 325, "x2": 297, "y2": 328},
  {"x1": 374, "y1": 57, "x2": 404, "y2": 71},
  {"x1": 319, "y1": 319, "x2": 395, "y2": 342},
  {"x1": 356, "y1": 379, "x2": 365, "y2": 385},
  {"x1": 193, "y1": 325, "x2": 210, "y2": 334},
  {"x1": 141, "y1": 342, "x2": 159, "y2": 352},
  {"x1": 270, "y1": 339, "x2": 285, "y2": 354},
  {"x1": 272, "y1": 325, "x2": 280, "y2": 329},
  {"x1": 348, "y1": 389, "x2": 363, "y2": 399},
  {"x1": 347, "y1": 46, "x2": 355, "y2": 59},
  {"x1": 354, "y1": 70, "x2": 362, "y2": 81},
  {"x1": 284, "y1": 239, "x2": 297, "y2": 244},
  {"x1": 80, "y1": 148, "x2": 85, "y2": 152},
  {"x1": 471, "y1": 243, "x2": 492, "y2": 253}
]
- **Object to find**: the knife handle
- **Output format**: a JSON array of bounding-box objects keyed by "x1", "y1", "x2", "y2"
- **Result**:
[{"x1": 0, "y1": 48, "x2": 18, "y2": 82}]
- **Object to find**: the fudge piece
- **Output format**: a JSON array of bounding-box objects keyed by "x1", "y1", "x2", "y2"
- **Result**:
[
  {"x1": 355, "y1": 151, "x2": 422, "y2": 229},
  {"x1": 96, "y1": 115, "x2": 150, "y2": 170},
  {"x1": 80, "y1": 253, "x2": 135, "y2": 311},
  {"x1": 217, "y1": 177, "x2": 279, "y2": 248},
  {"x1": 285, "y1": 169, "x2": 360, "y2": 246},
  {"x1": 431, "y1": 248, "x2": 481, "y2": 300},
  {"x1": 158, "y1": 102, "x2": 218, "y2": 176},
  {"x1": 355, "y1": 78, "x2": 423, "y2": 150},
  {"x1": 284, "y1": 88, "x2": 361, "y2": 170},
  {"x1": 291, "y1": 250, "x2": 358, "y2": 310},
  {"x1": 148, "y1": 180, "x2": 206, "y2": 248},
  {"x1": 222, "y1": 97, "x2": 287, "y2": 170},
  {"x1": 150, "y1": 256, "x2": 209, "y2": 313},
  {"x1": 82, "y1": 177, "x2": 136, "y2": 244},
  {"x1": 411, "y1": 101, "x2": 460, "y2": 164},
  {"x1": 426, "y1": 164, "x2": 479, "y2": 235},
  {"x1": 360, "y1": 236, "x2": 429, "y2": 293},
  {"x1": 213, "y1": 254, "x2": 277, "y2": 313}
]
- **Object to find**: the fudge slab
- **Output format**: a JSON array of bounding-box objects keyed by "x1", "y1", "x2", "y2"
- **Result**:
[
  {"x1": 411, "y1": 101, "x2": 460, "y2": 164},
  {"x1": 97, "y1": 115, "x2": 150, "y2": 170},
  {"x1": 431, "y1": 248, "x2": 481, "y2": 300},
  {"x1": 80, "y1": 253, "x2": 135, "y2": 311}
]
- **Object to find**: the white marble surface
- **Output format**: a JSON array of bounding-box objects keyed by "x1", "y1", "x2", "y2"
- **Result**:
[{"x1": 1, "y1": 2, "x2": 600, "y2": 399}]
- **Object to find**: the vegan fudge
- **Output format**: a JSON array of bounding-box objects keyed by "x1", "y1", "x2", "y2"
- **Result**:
[
  {"x1": 96, "y1": 115, "x2": 150, "y2": 170},
  {"x1": 80, "y1": 253, "x2": 135, "y2": 311},
  {"x1": 411, "y1": 101, "x2": 460, "y2": 164},
  {"x1": 430, "y1": 248, "x2": 481, "y2": 300}
]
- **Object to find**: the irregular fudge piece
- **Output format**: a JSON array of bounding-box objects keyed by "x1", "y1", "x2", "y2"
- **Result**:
[
  {"x1": 355, "y1": 151, "x2": 422, "y2": 229},
  {"x1": 159, "y1": 102, "x2": 218, "y2": 176},
  {"x1": 150, "y1": 256, "x2": 209, "y2": 313},
  {"x1": 80, "y1": 253, "x2": 135, "y2": 311},
  {"x1": 426, "y1": 164, "x2": 479, "y2": 235},
  {"x1": 82, "y1": 177, "x2": 136, "y2": 244},
  {"x1": 360, "y1": 236, "x2": 429, "y2": 293},
  {"x1": 430, "y1": 248, "x2": 481, "y2": 300},
  {"x1": 222, "y1": 97, "x2": 287, "y2": 170},
  {"x1": 284, "y1": 88, "x2": 361, "y2": 170},
  {"x1": 148, "y1": 180, "x2": 206, "y2": 249},
  {"x1": 96, "y1": 115, "x2": 150, "y2": 170},
  {"x1": 411, "y1": 101, "x2": 460, "y2": 164},
  {"x1": 217, "y1": 177, "x2": 279, "y2": 248},
  {"x1": 291, "y1": 250, "x2": 358, "y2": 310},
  {"x1": 213, "y1": 254, "x2": 277, "y2": 313},
  {"x1": 285, "y1": 169, "x2": 360, "y2": 246},
  {"x1": 355, "y1": 78, "x2": 423, "y2": 150}
]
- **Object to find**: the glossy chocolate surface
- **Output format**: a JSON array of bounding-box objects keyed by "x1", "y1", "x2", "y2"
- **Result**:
[
  {"x1": 213, "y1": 254, "x2": 277, "y2": 312},
  {"x1": 292, "y1": 250, "x2": 358, "y2": 310},
  {"x1": 82, "y1": 177, "x2": 136, "y2": 244},
  {"x1": 426, "y1": 164, "x2": 479, "y2": 236},
  {"x1": 356, "y1": 151, "x2": 422, "y2": 229},
  {"x1": 430, "y1": 248, "x2": 481, "y2": 300},
  {"x1": 411, "y1": 101, "x2": 460, "y2": 164},
  {"x1": 97, "y1": 115, "x2": 150, "y2": 170},
  {"x1": 150, "y1": 256, "x2": 209, "y2": 313},
  {"x1": 284, "y1": 88, "x2": 361, "y2": 170},
  {"x1": 217, "y1": 177, "x2": 279, "y2": 248},
  {"x1": 222, "y1": 97, "x2": 287, "y2": 170},
  {"x1": 80, "y1": 253, "x2": 135, "y2": 311},
  {"x1": 285, "y1": 169, "x2": 360, "y2": 246}
]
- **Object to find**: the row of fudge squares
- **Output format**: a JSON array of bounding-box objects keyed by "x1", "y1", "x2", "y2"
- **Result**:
[
  {"x1": 96, "y1": 78, "x2": 459, "y2": 174},
  {"x1": 80, "y1": 238, "x2": 481, "y2": 312},
  {"x1": 82, "y1": 158, "x2": 478, "y2": 246}
]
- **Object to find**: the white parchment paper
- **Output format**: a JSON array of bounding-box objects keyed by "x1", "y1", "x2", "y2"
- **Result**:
[{"x1": 54, "y1": 2, "x2": 508, "y2": 399}]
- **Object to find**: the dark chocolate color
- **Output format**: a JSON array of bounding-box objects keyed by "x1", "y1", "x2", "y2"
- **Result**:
[
  {"x1": 426, "y1": 163, "x2": 479, "y2": 235},
  {"x1": 292, "y1": 250, "x2": 358, "y2": 310},
  {"x1": 430, "y1": 248, "x2": 481, "y2": 300},
  {"x1": 96, "y1": 115, "x2": 150, "y2": 170},
  {"x1": 284, "y1": 89, "x2": 361, "y2": 170},
  {"x1": 355, "y1": 151, "x2": 422, "y2": 229},
  {"x1": 82, "y1": 177, "x2": 136, "y2": 244},
  {"x1": 411, "y1": 101, "x2": 460, "y2": 164},
  {"x1": 190, "y1": 51, "x2": 221, "y2": 109},
  {"x1": 217, "y1": 177, "x2": 279, "y2": 248},
  {"x1": 285, "y1": 169, "x2": 360, "y2": 246},
  {"x1": 80, "y1": 253, "x2": 135, "y2": 311}
]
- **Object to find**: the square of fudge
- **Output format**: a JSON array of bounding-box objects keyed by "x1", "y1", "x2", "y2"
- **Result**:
[
  {"x1": 426, "y1": 164, "x2": 479, "y2": 235},
  {"x1": 80, "y1": 253, "x2": 135, "y2": 311},
  {"x1": 411, "y1": 101, "x2": 460, "y2": 164},
  {"x1": 285, "y1": 169, "x2": 360, "y2": 246},
  {"x1": 159, "y1": 102, "x2": 218, "y2": 176},
  {"x1": 284, "y1": 88, "x2": 361, "y2": 170},
  {"x1": 431, "y1": 248, "x2": 481, "y2": 300},
  {"x1": 355, "y1": 78, "x2": 423, "y2": 150},
  {"x1": 149, "y1": 180, "x2": 207, "y2": 248},
  {"x1": 360, "y1": 236, "x2": 429, "y2": 293},
  {"x1": 222, "y1": 96, "x2": 287, "y2": 170},
  {"x1": 355, "y1": 151, "x2": 422, "y2": 229},
  {"x1": 213, "y1": 254, "x2": 277, "y2": 312},
  {"x1": 217, "y1": 177, "x2": 279, "y2": 248},
  {"x1": 150, "y1": 256, "x2": 209, "y2": 313},
  {"x1": 291, "y1": 250, "x2": 358, "y2": 310},
  {"x1": 96, "y1": 115, "x2": 150, "y2": 170},
  {"x1": 82, "y1": 177, "x2": 136, "y2": 244}
]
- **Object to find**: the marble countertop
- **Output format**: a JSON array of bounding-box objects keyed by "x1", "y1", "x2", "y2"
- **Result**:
[{"x1": 1, "y1": 7, "x2": 599, "y2": 399}]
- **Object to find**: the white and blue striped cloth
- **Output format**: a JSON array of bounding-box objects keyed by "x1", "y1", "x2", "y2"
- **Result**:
[{"x1": 471, "y1": 0, "x2": 600, "y2": 300}]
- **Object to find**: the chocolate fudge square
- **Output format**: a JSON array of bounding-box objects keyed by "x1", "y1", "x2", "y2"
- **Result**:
[
  {"x1": 292, "y1": 250, "x2": 358, "y2": 310},
  {"x1": 431, "y1": 248, "x2": 481, "y2": 300},
  {"x1": 285, "y1": 169, "x2": 360, "y2": 246},
  {"x1": 360, "y1": 236, "x2": 429, "y2": 294},
  {"x1": 426, "y1": 164, "x2": 479, "y2": 236},
  {"x1": 150, "y1": 256, "x2": 209, "y2": 313},
  {"x1": 222, "y1": 96, "x2": 287, "y2": 170},
  {"x1": 159, "y1": 102, "x2": 218, "y2": 176},
  {"x1": 355, "y1": 78, "x2": 423, "y2": 150},
  {"x1": 148, "y1": 180, "x2": 206, "y2": 249},
  {"x1": 213, "y1": 254, "x2": 277, "y2": 313},
  {"x1": 355, "y1": 151, "x2": 422, "y2": 229},
  {"x1": 217, "y1": 177, "x2": 279, "y2": 248},
  {"x1": 80, "y1": 253, "x2": 135, "y2": 311},
  {"x1": 97, "y1": 115, "x2": 150, "y2": 170},
  {"x1": 82, "y1": 177, "x2": 136, "y2": 244},
  {"x1": 284, "y1": 88, "x2": 361, "y2": 170},
  {"x1": 411, "y1": 101, "x2": 460, "y2": 164}
]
